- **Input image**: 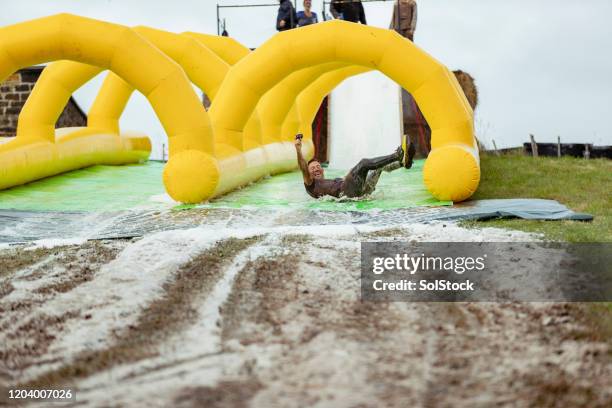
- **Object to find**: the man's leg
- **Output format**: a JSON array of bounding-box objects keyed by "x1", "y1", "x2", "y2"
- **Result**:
[
  {"x1": 362, "y1": 162, "x2": 402, "y2": 195},
  {"x1": 352, "y1": 146, "x2": 404, "y2": 177},
  {"x1": 403, "y1": 134, "x2": 416, "y2": 169},
  {"x1": 343, "y1": 146, "x2": 403, "y2": 197}
]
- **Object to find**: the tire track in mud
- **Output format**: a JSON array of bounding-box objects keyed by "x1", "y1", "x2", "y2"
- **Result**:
[
  {"x1": 0, "y1": 246, "x2": 63, "y2": 303},
  {"x1": 174, "y1": 380, "x2": 264, "y2": 408},
  {"x1": 18, "y1": 236, "x2": 262, "y2": 391},
  {"x1": 176, "y1": 231, "x2": 612, "y2": 408},
  {"x1": 220, "y1": 241, "x2": 301, "y2": 345},
  {"x1": 417, "y1": 302, "x2": 612, "y2": 407},
  {"x1": 0, "y1": 242, "x2": 125, "y2": 387},
  {"x1": 73, "y1": 236, "x2": 281, "y2": 406},
  {"x1": 0, "y1": 246, "x2": 62, "y2": 279},
  {"x1": 2, "y1": 225, "x2": 611, "y2": 406},
  {"x1": 171, "y1": 247, "x2": 299, "y2": 407},
  {"x1": 174, "y1": 236, "x2": 304, "y2": 407},
  {"x1": 195, "y1": 234, "x2": 430, "y2": 407}
]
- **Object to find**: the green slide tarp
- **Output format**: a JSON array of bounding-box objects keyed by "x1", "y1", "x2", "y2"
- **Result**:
[
  {"x1": 0, "y1": 162, "x2": 167, "y2": 212},
  {"x1": 0, "y1": 160, "x2": 450, "y2": 212},
  {"x1": 196, "y1": 160, "x2": 450, "y2": 212}
]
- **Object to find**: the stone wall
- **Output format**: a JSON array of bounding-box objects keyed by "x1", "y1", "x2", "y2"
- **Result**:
[{"x1": 0, "y1": 67, "x2": 87, "y2": 137}]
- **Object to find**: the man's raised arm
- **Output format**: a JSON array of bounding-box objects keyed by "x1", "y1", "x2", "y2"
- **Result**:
[{"x1": 294, "y1": 134, "x2": 313, "y2": 186}]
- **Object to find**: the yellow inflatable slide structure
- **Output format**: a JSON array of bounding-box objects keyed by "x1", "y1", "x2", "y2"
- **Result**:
[{"x1": 0, "y1": 14, "x2": 479, "y2": 203}]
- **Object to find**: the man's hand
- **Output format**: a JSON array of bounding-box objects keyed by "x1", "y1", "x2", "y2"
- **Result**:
[
  {"x1": 279, "y1": 19, "x2": 286, "y2": 28},
  {"x1": 295, "y1": 134, "x2": 312, "y2": 185},
  {"x1": 294, "y1": 134, "x2": 303, "y2": 149}
]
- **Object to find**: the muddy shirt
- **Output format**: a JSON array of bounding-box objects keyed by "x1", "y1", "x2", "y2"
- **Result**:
[{"x1": 304, "y1": 178, "x2": 344, "y2": 199}]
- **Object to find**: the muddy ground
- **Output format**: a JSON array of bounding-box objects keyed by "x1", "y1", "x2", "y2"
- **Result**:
[{"x1": 0, "y1": 223, "x2": 610, "y2": 407}]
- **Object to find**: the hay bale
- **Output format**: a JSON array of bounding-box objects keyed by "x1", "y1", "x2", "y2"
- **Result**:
[
  {"x1": 402, "y1": 69, "x2": 479, "y2": 158},
  {"x1": 452, "y1": 70, "x2": 478, "y2": 110}
]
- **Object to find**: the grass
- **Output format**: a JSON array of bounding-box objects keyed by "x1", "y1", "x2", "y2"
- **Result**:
[
  {"x1": 464, "y1": 152, "x2": 612, "y2": 343},
  {"x1": 463, "y1": 152, "x2": 611, "y2": 242}
]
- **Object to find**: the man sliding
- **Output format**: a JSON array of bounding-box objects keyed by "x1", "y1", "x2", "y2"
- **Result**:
[{"x1": 294, "y1": 134, "x2": 414, "y2": 199}]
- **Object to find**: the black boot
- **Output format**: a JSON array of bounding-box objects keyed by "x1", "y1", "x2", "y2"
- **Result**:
[
  {"x1": 395, "y1": 145, "x2": 404, "y2": 164},
  {"x1": 404, "y1": 137, "x2": 416, "y2": 169}
]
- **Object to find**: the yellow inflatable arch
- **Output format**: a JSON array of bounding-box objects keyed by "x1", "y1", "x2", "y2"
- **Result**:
[
  {"x1": 183, "y1": 32, "x2": 249, "y2": 65},
  {"x1": 257, "y1": 62, "x2": 349, "y2": 143},
  {"x1": 21, "y1": 28, "x2": 302, "y2": 191},
  {"x1": 23, "y1": 29, "x2": 268, "y2": 159},
  {"x1": 17, "y1": 26, "x2": 229, "y2": 144},
  {"x1": 87, "y1": 27, "x2": 229, "y2": 136},
  {"x1": 181, "y1": 32, "x2": 266, "y2": 147},
  {"x1": 281, "y1": 65, "x2": 370, "y2": 141},
  {"x1": 209, "y1": 20, "x2": 479, "y2": 202},
  {"x1": 15, "y1": 28, "x2": 295, "y2": 202},
  {"x1": 85, "y1": 29, "x2": 265, "y2": 150},
  {"x1": 2, "y1": 16, "x2": 478, "y2": 203},
  {"x1": 16, "y1": 61, "x2": 102, "y2": 143},
  {"x1": 0, "y1": 14, "x2": 212, "y2": 191}
]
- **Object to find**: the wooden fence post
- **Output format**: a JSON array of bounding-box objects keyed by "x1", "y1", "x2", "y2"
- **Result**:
[
  {"x1": 492, "y1": 140, "x2": 500, "y2": 157},
  {"x1": 530, "y1": 134, "x2": 538, "y2": 157},
  {"x1": 557, "y1": 136, "x2": 561, "y2": 158}
]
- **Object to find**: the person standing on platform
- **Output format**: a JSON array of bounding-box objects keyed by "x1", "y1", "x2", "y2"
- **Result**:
[
  {"x1": 297, "y1": 0, "x2": 319, "y2": 27},
  {"x1": 330, "y1": 0, "x2": 367, "y2": 25},
  {"x1": 277, "y1": 0, "x2": 298, "y2": 31},
  {"x1": 390, "y1": 0, "x2": 417, "y2": 41}
]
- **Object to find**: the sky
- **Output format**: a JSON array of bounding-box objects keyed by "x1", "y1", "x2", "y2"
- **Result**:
[{"x1": 2, "y1": 0, "x2": 611, "y2": 158}]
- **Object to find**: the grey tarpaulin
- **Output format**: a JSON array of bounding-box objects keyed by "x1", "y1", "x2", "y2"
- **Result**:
[
  {"x1": 0, "y1": 199, "x2": 592, "y2": 244},
  {"x1": 443, "y1": 199, "x2": 593, "y2": 222}
]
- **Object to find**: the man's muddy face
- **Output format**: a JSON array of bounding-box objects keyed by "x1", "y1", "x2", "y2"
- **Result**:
[{"x1": 308, "y1": 161, "x2": 324, "y2": 179}]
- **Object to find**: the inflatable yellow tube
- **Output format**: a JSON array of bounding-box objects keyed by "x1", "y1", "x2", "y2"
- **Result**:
[
  {"x1": 182, "y1": 32, "x2": 249, "y2": 65},
  {"x1": 281, "y1": 66, "x2": 371, "y2": 141},
  {"x1": 6, "y1": 61, "x2": 151, "y2": 189},
  {"x1": 183, "y1": 32, "x2": 264, "y2": 149},
  {"x1": 257, "y1": 62, "x2": 348, "y2": 144},
  {"x1": 16, "y1": 61, "x2": 102, "y2": 143},
  {"x1": 86, "y1": 26, "x2": 230, "y2": 138},
  {"x1": 9, "y1": 21, "x2": 301, "y2": 202},
  {"x1": 0, "y1": 14, "x2": 213, "y2": 195},
  {"x1": 2, "y1": 17, "x2": 476, "y2": 203},
  {"x1": 210, "y1": 20, "x2": 479, "y2": 202},
  {"x1": 20, "y1": 29, "x2": 244, "y2": 143}
]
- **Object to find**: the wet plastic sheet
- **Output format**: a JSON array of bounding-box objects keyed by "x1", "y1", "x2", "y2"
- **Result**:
[
  {"x1": 0, "y1": 160, "x2": 450, "y2": 212},
  {"x1": 443, "y1": 199, "x2": 593, "y2": 222},
  {"x1": 0, "y1": 161, "x2": 593, "y2": 244},
  {"x1": 0, "y1": 199, "x2": 592, "y2": 244},
  {"x1": 0, "y1": 162, "x2": 167, "y2": 212},
  {"x1": 196, "y1": 160, "x2": 450, "y2": 211}
]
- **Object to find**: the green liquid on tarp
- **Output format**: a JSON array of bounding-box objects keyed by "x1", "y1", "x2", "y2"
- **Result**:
[{"x1": 0, "y1": 160, "x2": 451, "y2": 212}]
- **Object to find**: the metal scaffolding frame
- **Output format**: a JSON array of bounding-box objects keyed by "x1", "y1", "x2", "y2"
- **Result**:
[
  {"x1": 216, "y1": 1, "x2": 298, "y2": 35},
  {"x1": 216, "y1": 0, "x2": 398, "y2": 34}
]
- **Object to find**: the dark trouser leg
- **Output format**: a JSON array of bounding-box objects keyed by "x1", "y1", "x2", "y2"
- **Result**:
[
  {"x1": 350, "y1": 151, "x2": 401, "y2": 180},
  {"x1": 362, "y1": 162, "x2": 402, "y2": 195},
  {"x1": 343, "y1": 151, "x2": 402, "y2": 198}
]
